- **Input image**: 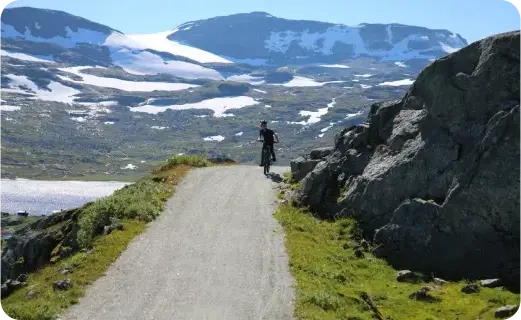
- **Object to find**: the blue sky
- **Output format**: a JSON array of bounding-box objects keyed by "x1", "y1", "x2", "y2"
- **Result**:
[{"x1": 5, "y1": 0, "x2": 520, "y2": 42}]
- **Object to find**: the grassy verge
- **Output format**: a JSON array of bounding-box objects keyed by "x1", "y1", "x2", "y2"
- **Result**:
[
  {"x1": 1, "y1": 154, "x2": 211, "y2": 320},
  {"x1": 274, "y1": 204, "x2": 520, "y2": 320}
]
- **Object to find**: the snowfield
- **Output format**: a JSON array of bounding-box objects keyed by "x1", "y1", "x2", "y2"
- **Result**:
[
  {"x1": 111, "y1": 49, "x2": 223, "y2": 80},
  {"x1": 378, "y1": 78, "x2": 415, "y2": 86},
  {"x1": 264, "y1": 26, "x2": 466, "y2": 61},
  {"x1": 271, "y1": 76, "x2": 345, "y2": 87},
  {"x1": 1, "y1": 105, "x2": 21, "y2": 111},
  {"x1": 1, "y1": 50, "x2": 55, "y2": 63},
  {"x1": 3, "y1": 74, "x2": 81, "y2": 103},
  {"x1": 318, "y1": 64, "x2": 350, "y2": 68},
  {"x1": 203, "y1": 135, "x2": 225, "y2": 142},
  {"x1": 318, "y1": 122, "x2": 335, "y2": 137},
  {"x1": 57, "y1": 66, "x2": 199, "y2": 92},
  {"x1": 126, "y1": 30, "x2": 232, "y2": 64},
  {"x1": 129, "y1": 96, "x2": 260, "y2": 117},
  {"x1": 289, "y1": 98, "x2": 337, "y2": 125}
]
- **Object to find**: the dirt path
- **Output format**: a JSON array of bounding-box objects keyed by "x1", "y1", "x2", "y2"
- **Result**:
[{"x1": 62, "y1": 165, "x2": 294, "y2": 320}]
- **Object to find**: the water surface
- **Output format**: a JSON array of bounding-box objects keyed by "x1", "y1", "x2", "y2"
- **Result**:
[{"x1": 1, "y1": 179, "x2": 129, "y2": 216}]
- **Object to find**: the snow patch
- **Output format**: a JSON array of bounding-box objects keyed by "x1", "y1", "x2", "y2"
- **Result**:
[
  {"x1": 122, "y1": 164, "x2": 137, "y2": 170},
  {"x1": 151, "y1": 126, "x2": 167, "y2": 130},
  {"x1": 71, "y1": 117, "x2": 87, "y2": 123},
  {"x1": 346, "y1": 111, "x2": 363, "y2": 119},
  {"x1": 395, "y1": 61, "x2": 408, "y2": 68},
  {"x1": 235, "y1": 132, "x2": 243, "y2": 136},
  {"x1": 354, "y1": 74, "x2": 372, "y2": 78},
  {"x1": 104, "y1": 121, "x2": 115, "y2": 125},
  {"x1": 111, "y1": 49, "x2": 223, "y2": 80},
  {"x1": 203, "y1": 135, "x2": 225, "y2": 142},
  {"x1": 359, "y1": 84, "x2": 373, "y2": 89},
  {"x1": 1, "y1": 50, "x2": 55, "y2": 63},
  {"x1": 3, "y1": 74, "x2": 80, "y2": 103},
  {"x1": 288, "y1": 98, "x2": 337, "y2": 125},
  {"x1": 318, "y1": 64, "x2": 350, "y2": 69},
  {"x1": 57, "y1": 66, "x2": 198, "y2": 92},
  {"x1": 130, "y1": 96, "x2": 259, "y2": 117},
  {"x1": 264, "y1": 26, "x2": 466, "y2": 61},
  {"x1": 253, "y1": 88, "x2": 267, "y2": 94},
  {"x1": 378, "y1": 79, "x2": 414, "y2": 86},
  {"x1": 126, "y1": 30, "x2": 232, "y2": 64},
  {"x1": 1, "y1": 105, "x2": 21, "y2": 111},
  {"x1": 318, "y1": 122, "x2": 335, "y2": 137},
  {"x1": 271, "y1": 76, "x2": 345, "y2": 87}
]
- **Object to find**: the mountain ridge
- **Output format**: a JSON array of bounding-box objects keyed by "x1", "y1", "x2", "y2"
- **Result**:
[{"x1": 2, "y1": 7, "x2": 468, "y2": 66}]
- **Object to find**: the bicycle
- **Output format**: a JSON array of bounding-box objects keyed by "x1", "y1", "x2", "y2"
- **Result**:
[{"x1": 258, "y1": 140, "x2": 278, "y2": 175}]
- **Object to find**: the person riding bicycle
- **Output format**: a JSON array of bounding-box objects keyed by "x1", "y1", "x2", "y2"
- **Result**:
[{"x1": 258, "y1": 120, "x2": 279, "y2": 166}]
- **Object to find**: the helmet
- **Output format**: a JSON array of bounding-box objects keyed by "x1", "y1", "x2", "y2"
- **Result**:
[{"x1": 260, "y1": 120, "x2": 268, "y2": 125}]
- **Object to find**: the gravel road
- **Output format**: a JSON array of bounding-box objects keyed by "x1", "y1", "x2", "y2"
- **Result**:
[{"x1": 62, "y1": 165, "x2": 295, "y2": 320}]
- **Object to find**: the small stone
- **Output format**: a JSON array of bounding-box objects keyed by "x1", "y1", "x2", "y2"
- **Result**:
[
  {"x1": 360, "y1": 239, "x2": 370, "y2": 251},
  {"x1": 103, "y1": 225, "x2": 113, "y2": 235},
  {"x1": 494, "y1": 305, "x2": 518, "y2": 318},
  {"x1": 53, "y1": 279, "x2": 72, "y2": 291},
  {"x1": 9, "y1": 280, "x2": 22, "y2": 289},
  {"x1": 408, "y1": 287, "x2": 441, "y2": 303},
  {"x1": 26, "y1": 289, "x2": 38, "y2": 298},
  {"x1": 480, "y1": 278, "x2": 502, "y2": 288},
  {"x1": 433, "y1": 277, "x2": 449, "y2": 285},
  {"x1": 16, "y1": 273, "x2": 28, "y2": 282},
  {"x1": 60, "y1": 268, "x2": 71, "y2": 275},
  {"x1": 396, "y1": 270, "x2": 423, "y2": 283},
  {"x1": 354, "y1": 249, "x2": 364, "y2": 258},
  {"x1": 461, "y1": 284, "x2": 480, "y2": 294}
]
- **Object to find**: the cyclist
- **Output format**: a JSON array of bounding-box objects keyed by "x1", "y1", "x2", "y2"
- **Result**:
[{"x1": 258, "y1": 120, "x2": 279, "y2": 166}]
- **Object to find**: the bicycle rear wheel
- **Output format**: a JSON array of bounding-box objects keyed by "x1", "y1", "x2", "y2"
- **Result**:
[{"x1": 263, "y1": 148, "x2": 270, "y2": 175}]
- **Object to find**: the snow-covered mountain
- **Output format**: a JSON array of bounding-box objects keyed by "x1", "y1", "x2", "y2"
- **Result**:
[
  {"x1": 2, "y1": 7, "x2": 468, "y2": 70},
  {"x1": 168, "y1": 12, "x2": 468, "y2": 65}
]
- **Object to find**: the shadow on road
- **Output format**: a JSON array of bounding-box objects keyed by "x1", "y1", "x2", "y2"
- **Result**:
[{"x1": 266, "y1": 172, "x2": 283, "y2": 183}]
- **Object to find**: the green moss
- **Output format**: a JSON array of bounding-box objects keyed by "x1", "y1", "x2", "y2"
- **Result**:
[{"x1": 274, "y1": 204, "x2": 520, "y2": 320}]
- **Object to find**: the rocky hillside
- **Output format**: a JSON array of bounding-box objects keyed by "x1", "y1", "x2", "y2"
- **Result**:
[
  {"x1": 1, "y1": 7, "x2": 468, "y2": 179},
  {"x1": 169, "y1": 12, "x2": 467, "y2": 65},
  {"x1": 290, "y1": 31, "x2": 520, "y2": 288}
]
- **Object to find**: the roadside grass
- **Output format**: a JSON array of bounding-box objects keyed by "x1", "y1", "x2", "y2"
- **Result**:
[
  {"x1": 274, "y1": 204, "x2": 520, "y2": 320},
  {"x1": 58, "y1": 174, "x2": 142, "y2": 182},
  {"x1": 2, "y1": 220, "x2": 145, "y2": 320},
  {"x1": 1, "y1": 154, "x2": 213, "y2": 320}
]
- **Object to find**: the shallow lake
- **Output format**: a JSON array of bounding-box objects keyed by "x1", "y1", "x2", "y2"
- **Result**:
[{"x1": 1, "y1": 179, "x2": 130, "y2": 216}]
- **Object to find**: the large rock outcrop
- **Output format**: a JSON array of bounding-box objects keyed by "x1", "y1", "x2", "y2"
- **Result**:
[
  {"x1": 1, "y1": 207, "x2": 83, "y2": 291},
  {"x1": 292, "y1": 31, "x2": 520, "y2": 287}
]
